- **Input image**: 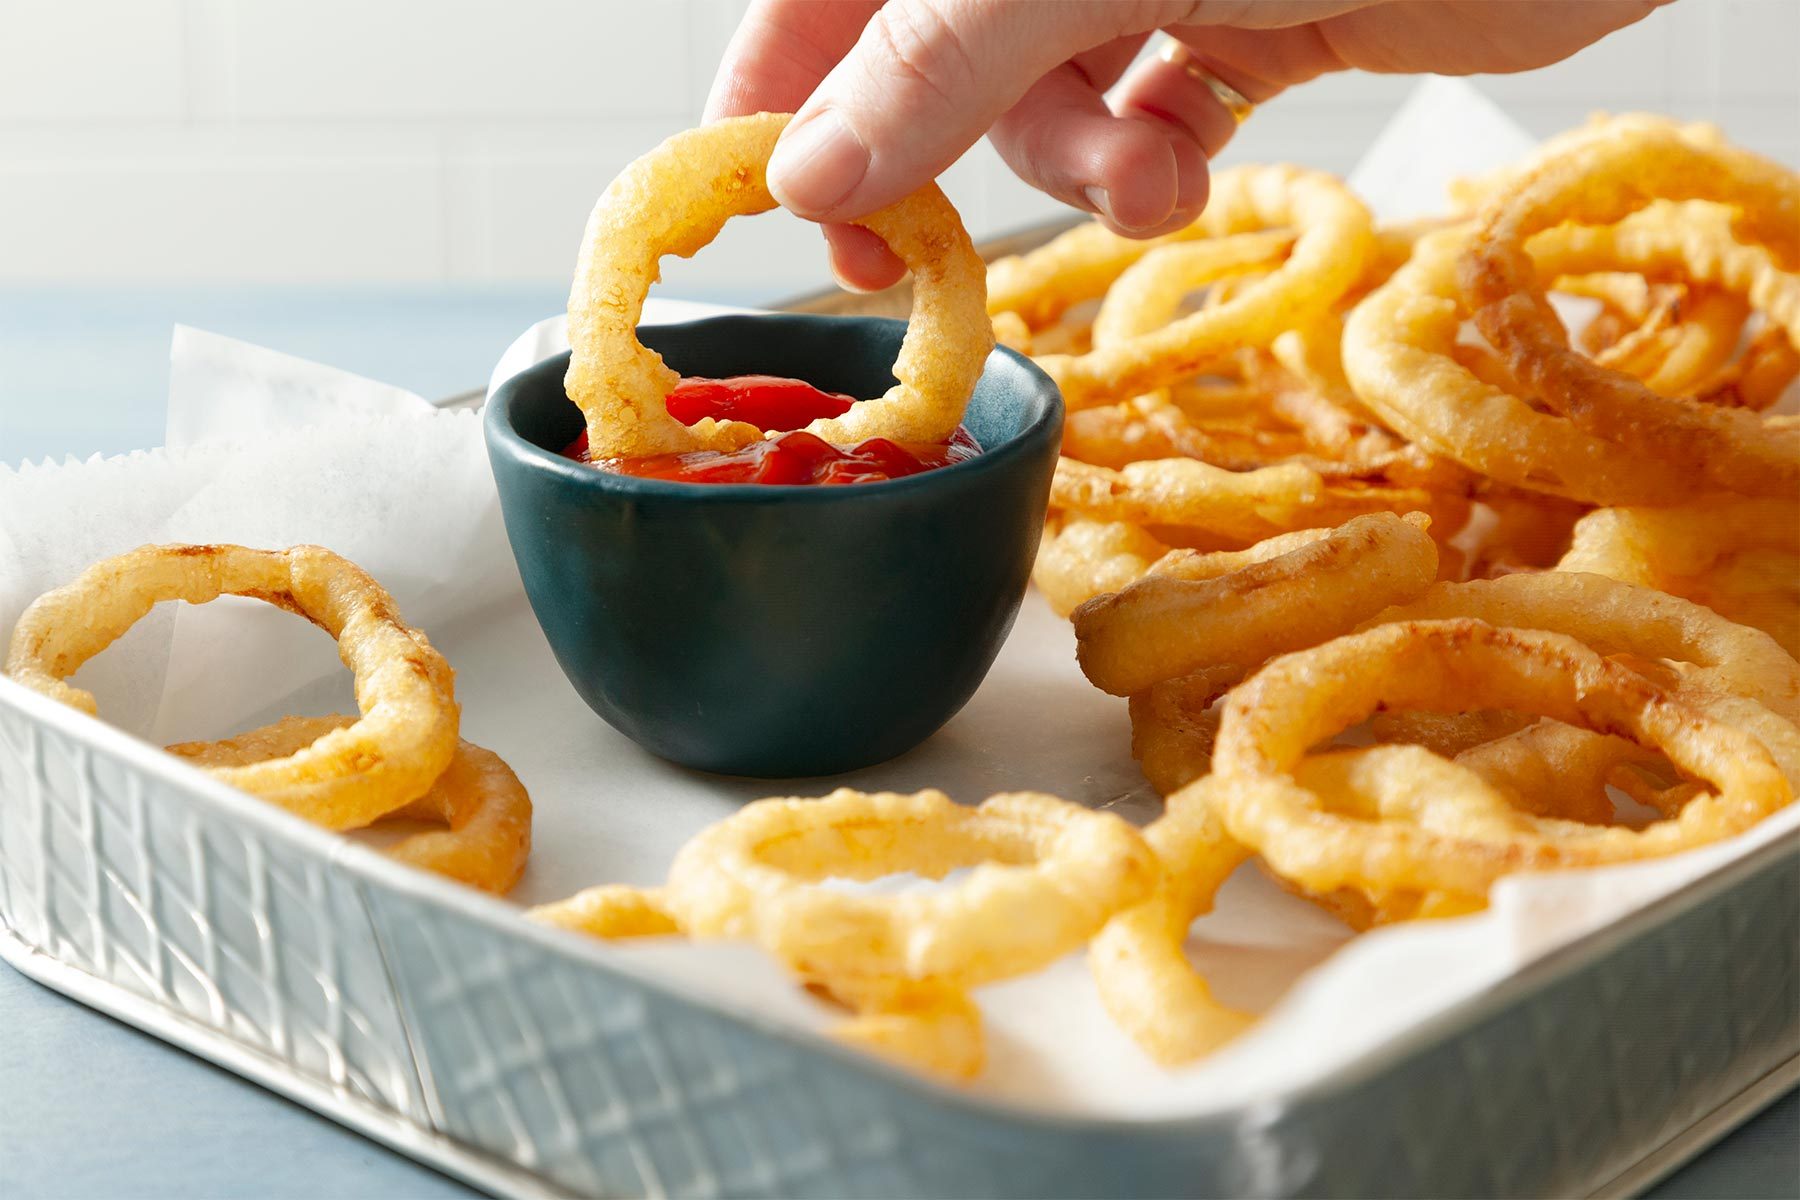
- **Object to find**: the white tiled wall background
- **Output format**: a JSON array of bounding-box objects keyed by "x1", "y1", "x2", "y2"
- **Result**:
[{"x1": 0, "y1": 0, "x2": 1794, "y2": 294}]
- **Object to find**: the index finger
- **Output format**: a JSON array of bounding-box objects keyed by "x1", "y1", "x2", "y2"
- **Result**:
[{"x1": 705, "y1": 0, "x2": 884, "y2": 120}]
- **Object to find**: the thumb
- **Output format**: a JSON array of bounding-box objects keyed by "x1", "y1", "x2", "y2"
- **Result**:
[{"x1": 767, "y1": 0, "x2": 1165, "y2": 221}]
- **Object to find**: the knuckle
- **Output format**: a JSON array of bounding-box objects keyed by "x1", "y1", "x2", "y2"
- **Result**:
[{"x1": 870, "y1": 0, "x2": 979, "y2": 109}]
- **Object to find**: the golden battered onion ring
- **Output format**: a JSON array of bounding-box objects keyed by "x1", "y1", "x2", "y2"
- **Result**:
[
  {"x1": 528, "y1": 883, "x2": 984, "y2": 1081},
  {"x1": 1073, "y1": 512, "x2": 1439, "y2": 697},
  {"x1": 1088, "y1": 778, "x2": 1254, "y2": 1065},
  {"x1": 528, "y1": 885, "x2": 682, "y2": 937},
  {"x1": 822, "y1": 979, "x2": 986, "y2": 1082},
  {"x1": 1459, "y1": 129, "x2": 1800, "y2": 496},
  {"x1": 1447, "y1": 113, "x2": 1725, "y2": 213},
  {"x1": 1366, "y1": 570, "x2": 1800, "y2": 722},
  {"x1": 1347, "y1": 228, "x2": 1690, "y2": 505},
  {"x1": 1128, "y1": 668, "x2": 1240, "y2": 796},
  {"x1": 170, "y1": 715, "x2": 530, "y2": 894},
  {"x1": 1033, "y1": 516, "x2": 1173, "y2": 618},
  {"x1": 1037, "y1": 166, "x2": 1374, "y2": 409},
  {"x1": 5, "y1": 544, "x2": 458, "y2": 830},
  {"x1": 984, "y1": 172, "x2": 1300, "y2": 329},
  {"x1": 565, "y1": 112, "x2": 990, "y2": 458},
  {"x1": 1086, "y1": 228, "x2": 1302, "y2": 359},
  {"x1": 1207, "y1": 620, "x2": 1793, "y2": 899},
  {"x1": 663, "y1": 788, "x2": 1155, "y2": 990},
  {"x1": 1049, "y1": 456, "x2": 1456, "y2": 547},
  {"x1": 1557, "y1": 500, "x2": 1800, "y2": 659},
  {"x1": 1033, "y1": 515, "x2": 1334, "y2": 620}
]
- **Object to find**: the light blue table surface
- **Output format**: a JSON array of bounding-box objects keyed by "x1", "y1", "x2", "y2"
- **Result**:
[{"x1": 1, "y1": 287, "x2": 1793, "y2": 1199}]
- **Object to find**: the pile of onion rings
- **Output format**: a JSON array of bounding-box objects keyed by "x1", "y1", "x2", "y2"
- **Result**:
[
  {"x1": 5, "y1": 544, "x2": 532, "y2": 894},
  {"x1": 999, "y1": 112, "x2": 1799, "y2": 1070}
]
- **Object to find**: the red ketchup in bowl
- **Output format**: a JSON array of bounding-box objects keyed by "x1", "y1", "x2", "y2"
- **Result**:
[{"x1": 562, "y1": 375, "x2": 979, "y2": 485}]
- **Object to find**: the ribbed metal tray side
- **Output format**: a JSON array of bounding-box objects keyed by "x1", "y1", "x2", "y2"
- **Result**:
[{"x1": 0, "y1": 687, "x2": 429, "y2": 1122}]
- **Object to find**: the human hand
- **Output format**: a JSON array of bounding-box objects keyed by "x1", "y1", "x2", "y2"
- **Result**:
[{"x1": 706, "y1": 0, "x2": 1668, "y2": 289}]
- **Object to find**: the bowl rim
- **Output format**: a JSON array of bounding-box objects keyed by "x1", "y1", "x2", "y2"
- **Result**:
[{"x1": 484, "y1": 313, "x2": 1064, "y2": 504}]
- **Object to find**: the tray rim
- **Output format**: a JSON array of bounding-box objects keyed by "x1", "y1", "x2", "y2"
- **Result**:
[{"x1": 3, "y1": 661, "x2": 1795, "y2": 1137}]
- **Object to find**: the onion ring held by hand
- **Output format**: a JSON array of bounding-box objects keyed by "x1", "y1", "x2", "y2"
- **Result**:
[
  {"x1": 169, "y1": 714, "x2": 531, "y2": 894},
  {"x1": 663, "y1": 788, "x2": 1155, "y2": 991},
  {"x1": 1206, "y1": 620, "x2": 1793, "y2": 900},
  {"x1": 565, "y1": 112, "x2": 990, "y2": 459},
  {"x1": 5, "y1": 544, "x2": 459, "y2": 830}
]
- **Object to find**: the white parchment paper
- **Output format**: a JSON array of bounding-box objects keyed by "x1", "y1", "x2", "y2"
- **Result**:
[{"x1": 3, "y1": 80, "x2": 1795, "y2": 1119}]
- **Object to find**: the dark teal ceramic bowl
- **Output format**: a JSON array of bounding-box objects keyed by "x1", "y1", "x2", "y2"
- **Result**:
[{"x1": 484, "y1": 314, "x2": 1062, "y2": 777}]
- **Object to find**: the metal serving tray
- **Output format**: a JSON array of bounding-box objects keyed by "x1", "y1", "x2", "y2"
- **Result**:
[{"x1": 3, "y1": 222, "x2": 1796, "y2": 1198}]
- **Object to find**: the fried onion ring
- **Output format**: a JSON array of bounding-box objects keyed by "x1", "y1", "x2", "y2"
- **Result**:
[
  {"x1": 1556, "y1": 499, "x2": 1800, "y2": 659},
  {"x1": 1207, "y1": 620, "x2": 1793, "y2": 899},
  {"x1": 1088, "y1": 778, "x2": 1254, "y2": 1065},
  {"x1": 565, "y1": 112, "x2": 990, "y2": 457},
  {"x1": 170, "y1": 714, "x2": 530, "y2": 894},
  {"x1": 1036, "y1": 166, "x2": 1374, "y2": 409},
  {"x1": 5, "y1": 543, "x2": 459, "y2": 830},
  {"x1": 663, "y1": 788, "x2": 1155, "y2": 990},
  {"x1": 1459, "y1": 128, "x2": 1800, "y2": 496},
  {"x1": 528, "y1": 885, "x2": 683, "y2": 937},
  {"x1": 1073, "y1": 512, "x2": 1439, "y2": 697}
]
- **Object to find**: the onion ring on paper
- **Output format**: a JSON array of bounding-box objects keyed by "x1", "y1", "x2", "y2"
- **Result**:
[
  {"x1": 1207, "y1": 620, "x2": 1793, "y2": 900},
  {"x1": 821, "y1": 979, "x2": 986, "y2": 1082},
  {"x1": 169, "y1": 714, "x2": 531, "y2": 895},
  {"x1": 1088, "y1": 778, "x2": 1254, "y2": 1065},
  {"x1": 663, "y1": 788, "x2": 1155, "y2": 990},
  {"x1": 1556, "y1": 500, "x2": 1800, "y2": 659},
  {"x1": 1049, "y1": 457, "x2": 1458, "y2": 548},
  {"x1": 1447, "y1": 113, "x2": 1725, "y2": 213},
  {"x1": 1346, "y1": 229, "x2": 1685, "y2": 505},
  {"x1": 1035, "y1": 166, "x2": 1374, "y2": 409},
  {"x1": 984, "y1": 173, "x2": 1300, "y2": 329},
  {"x1": 528, "y1": 881, "x2": 984, "y2": 1081},
  {"x1": 1073, "y1": 512, "x2": 1439, "y2": 697},
  {"x1": 1085, "y1": 228, "x2": 1304, "y2": 359},
  {"x1": 565, "y1": 112, "x2": 990, "y2": 458},
  {"x1": 1128, "y1": 668, "x2": 1243, "y2": 796},
  {"x1": 528, "y1": 885, "x2": 682, "y2": 937},
  {"x1": 1033, "y1": 515, "x2": 1334, "y2": 620},
  {"x1": 1459, "y1": 129, "x2": 1800, "y2": 496},
  {"x1": 1363, "y1": 570, "x2": 1800, "y2": 815},
  {"x1": 5, "y1": 543, "x2": 458, "y2": 830},
  {"x1": 1365, "y1": 571, "x2": 1800, "y2": 722}
]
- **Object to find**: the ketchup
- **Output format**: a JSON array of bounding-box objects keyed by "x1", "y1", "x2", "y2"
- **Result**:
[{"x1": 563, "y1": 374, "x2": 979, "y2": 486}]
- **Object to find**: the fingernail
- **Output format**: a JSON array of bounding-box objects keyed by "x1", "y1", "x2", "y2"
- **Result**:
[
  {"x1": 1082, "y1": 185, "x2": 1114, "y2": 222},
  {"x1": 768, "y1": 111, "x2": 870, "y2": 216},
  {"x1": 1085, "y1": 185, "x2": 1160, "y2": 234}
]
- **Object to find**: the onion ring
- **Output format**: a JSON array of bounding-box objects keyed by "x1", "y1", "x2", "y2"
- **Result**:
[
  {"x1": 1206, "y1": 620, "x2": 1793, "y2": 899},
  {"x1": 5, "y1": 543, "x2": 459, "y2": 830},
  {"x1": 170, "y1": 714, "x2": 531, "y2": 894},
  {"x1": 1556, "y1": 500, "x2": 1800, "y2": 659},
  {"x1": 1036, "y1": 166, "x2": 1374, "y2": 409},
  {"x1": 663, "y1": 788, "x2": 1155, "y2": 990},
  {"x1": 565, "y1": 112, "x2": 990, "y2": 457},
  {"x1": 1459, "y1": 128, "x2": 1800, "y2": 495},
  {"x1": 1087, "y1": 778, "x2": 1254, "y2": 1065},
  {"x1": 528, "y1": 885, "x2": 682, "y2": 937},
  {"x1": 1073, "y1": 512, "x2": 1439, "y2": 697}
]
